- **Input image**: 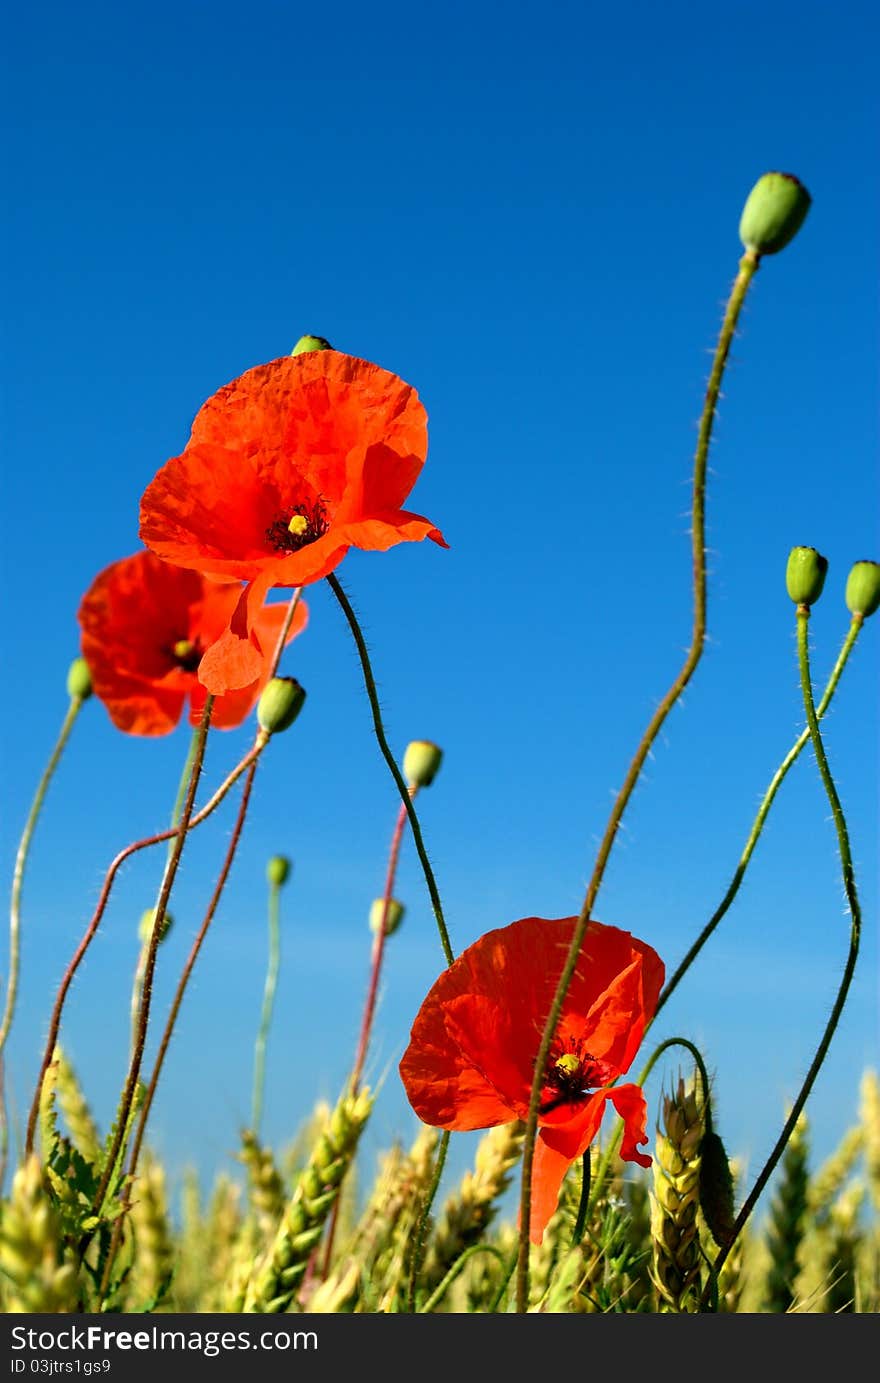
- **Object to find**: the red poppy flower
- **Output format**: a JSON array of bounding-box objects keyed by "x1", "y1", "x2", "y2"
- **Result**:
[
  {"x1": 138, "y1": 350, "x2": 446, "y2": 695},
  {"x1": 399, "y1": 915, "x2": 664, "y2": 1243},
  {"x1": 78, "y1": 550, "x2": 307, "y2": 735}
]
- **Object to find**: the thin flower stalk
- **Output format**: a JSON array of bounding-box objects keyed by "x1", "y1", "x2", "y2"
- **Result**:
[
  {"x1": 700, "y1": 606, "x2": 865, "y2": 1303},
  {"x1": 90, "y1": 696, "x2": 214, "y2": 1218},
  {"x1": 656, "y1": 612, "x2": 863, "y2": 1017},
  {"x1": 98, "y1": 757, "x2": 262, "y2": 1299},
  {"x1": 326, "y1": 573, "x2": 452, "y2": 965},
  {"x1": 516, "y1": 249, "x2": 760, "y2": 1311},
  {"x1": 2, "y1": 694, "x2": 86, "y2": 1061},
  {"x1": 24, "y1": 721, "x2": 267, "y2": 1158},
  {"x1": 251, "y1": 868, "x2": 284, "y2": 1138}
]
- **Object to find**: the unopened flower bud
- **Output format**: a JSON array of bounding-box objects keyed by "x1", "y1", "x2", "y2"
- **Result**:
[
  {"x1": 139, "y1": 907, "x2": 173, "y2": 945},
  {"x1": 786, "y1": 546, "x2": 828, "y2": 606},
  {"x1": 403, "y1": 740, "x2": 443, "y2": 789},
  {"x1": 369, "y1": 897, "x2": 405, "y2": 936},
  {"x1": 267, "y1": 855, "x2": 291, "y2": 887},
  {"x1": 67, "y1": 657, "x2": 93, "y2": 702},
  {"x1": 845, "y1": 560, "x2": 880, "y2": 619},
  {"x1": 257, "y1": 677, "x2": 306, "y2": 735},
  {"x1": 291, "y1": 334, "x2": 333, "y2": 356},
  {"x1": 739, "y1": 172, "x2": 811, "y2": 255}
]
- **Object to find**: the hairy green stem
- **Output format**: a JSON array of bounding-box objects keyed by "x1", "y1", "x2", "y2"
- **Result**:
[
  {"x1": 699, "y1": 607, "x2": 864, "y2": 1303},
  {"x1": 656, "y1": 615, "x2": 863, "y2": 1017},
  {"x1": 1, "y1": 696, "x2": 85, "y2": 1060},
  {"x1": 90, "y1": 697, "x2": 214, "y2": 1216},
  {"x1": 24, "y1": 732, "x2": 267, "y2": 1158},
  {"x1": 514, "y1": 249, "x2": 760, "y2": 1312},
  {"x1": 406, "y1": 1129, "x2": 450, "y2": 1312},
  {"x1": 326, "y1": 573, "x2": 453, "y2": 965},
  {"x1": 100, "y1": 757, "x2": 261, "y2": 1298}
]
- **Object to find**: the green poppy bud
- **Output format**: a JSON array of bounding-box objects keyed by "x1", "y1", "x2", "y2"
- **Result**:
[
  {"x1": 67, "y1": 657, "x2": 93, "y2": 702},
  {"x1": 267, "y1": 855, "x2": 291, "y2": 887},
  {"x1": 139, "y1": 907, "x2": 173, "y2": 945},
  {"x1": 403, "y1": 739, "x2": 443, "y2": 789},
  {"x1": 257, "y1": 677, "x2": 306, "y2": 735},
  {"x1": 291, "y1": 334, "x2": 333, "y2": 356},
  {"x1": 738, "y1": 172, "x2": 811, "y2": 255},
  {"x1": 369, "y1": 897, "x2": 405, "y2": 936},
  {"x1": 786, "y1": 546, "x2": 828, "y2": 606},
  {"x1": 698, "y1": 1129, "x2": 736, "y2": 1249},
  {"x1": 845, "y1": 560, "x2": 880, "y2": 618}
]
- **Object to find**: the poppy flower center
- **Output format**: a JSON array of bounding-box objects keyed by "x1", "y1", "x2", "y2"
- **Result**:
[
  {"x1": 539, "y1": 1038, "x2": 611, "y2": 1115},
  {"x1": 266, "y1": 499, "x2": 330, "y2": 554},
  {"x1": 171, "y1": 638, "x2": 201, "y2": 673}
]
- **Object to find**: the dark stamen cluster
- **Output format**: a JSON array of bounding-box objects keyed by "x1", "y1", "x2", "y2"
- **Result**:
[
  {"x1": 265, "y1": 498, "x2": 330, "y2": 553},
  {"x1": 538, "y1": 1040, "x2": 600, "y2": 1115},
  {"x1": 169, "y1": 639, "x2": 202, "y2": 673}
]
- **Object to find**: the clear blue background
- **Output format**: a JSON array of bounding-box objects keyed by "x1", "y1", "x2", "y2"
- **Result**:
[{"x1": 2, "y1": 1, "x2": 877, "y2": 1230}]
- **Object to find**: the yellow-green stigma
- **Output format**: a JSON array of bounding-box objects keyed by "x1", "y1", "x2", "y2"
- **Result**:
[
  {"x1": 555, "y1": 1053, "x2": 581, "y2": 1077},
  {"x1": 266, "y1": 498, "x2": 331, "y2": 554},
  {"x1": 172, "y1": 638, "x2": 200, "y2": 672}
]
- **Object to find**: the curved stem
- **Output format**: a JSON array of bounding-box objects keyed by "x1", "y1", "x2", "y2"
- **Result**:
[
  {"x1": 252, "y1": 871, "x2": 283, "y2": 1136},
  {"x1": 698, "y1": 606, "x2": 863, "y2": 1303},
  {"x1": 326, "y1": 573, "x2": 453, "y2": 966},
  {"x1": 514, "y1": 249, "x2": 760, "y2": 1312},
  {"x1": 405, "y1": 1128, "x2": 450, "y2": 1312},
  {"x1": 99, "y1": 758, "x2": 261, "y2": 1296},
  {"x1": 656, "y1": 614, "x2": 863, "y2": 1017},
  {"x1": 418, "y1": 1244, "x2": 506, "y2": 1314},
  {"x1": 1, "y1": 696, "x2": 85, "y2": 1060},
  {"x1": 24, "y1": 731, "x2": 268, "y2": 1157},
  {"x1": 90, "y1": 697, "x2": 215, "y2": 1214},
  {"x1": 588, "y1": 1035, "x2": 712, "y2": 1212}
]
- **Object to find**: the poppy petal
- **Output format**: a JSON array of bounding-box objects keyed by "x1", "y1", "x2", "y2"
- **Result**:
[
  {"x1": 608, "y1": 1083, "x2": 652, "y2": 1169},
  {"x1": 341, "y1": 511, "x2": 449, "y2": 552},
  {"x1": 197, "y1": 574, "x2": 275, "y2": 695}
]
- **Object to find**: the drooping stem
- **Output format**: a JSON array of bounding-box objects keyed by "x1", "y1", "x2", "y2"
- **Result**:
[
  {"x1": 24, "y1": 732, "x2": 268, "y2": 1157},
  {"x1": 514, "y1": 250, "x2": 760, "y2": 1312},
  {"x1": 99, "y1": 758, "x2": 261, "y2": 1297},
  {"x1": 656, "y1": 614, "x2": 863, "y2": 1017},
  {"x1": 252, "y1": 863, "x2": 283, "y2": 1137},
  {"x1": 698, "y1": 606, "x2": 864, "y2": 1304},
  {"x1": 326, "y1": 573, "x2": 452, "y2": 965},
  {"x1": 90, "y1": 697, "x2": 215, "y2": 1215},
  {"x1": 1, "y1": 696, "x2": 85, "y2": 1061}
]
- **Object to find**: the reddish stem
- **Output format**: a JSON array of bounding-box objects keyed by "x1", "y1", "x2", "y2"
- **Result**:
[
  {"x1": 99, "y1": 759, "x2": 260, "y2": 1297},
  {"x1": 351, "y1": 796, "x2": 411, "y2": 1094},
  {"x1": 319, "y1": 789, "x2": 413, "y2": 1283},
  {"x1": 24, "y1": 735, "x2": 265, "y2": 1158}
]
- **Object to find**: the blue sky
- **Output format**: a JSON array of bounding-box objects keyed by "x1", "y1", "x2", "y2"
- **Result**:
[{"x1": 2, "y1": 1, "x2": 877, "y2": 1228}]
